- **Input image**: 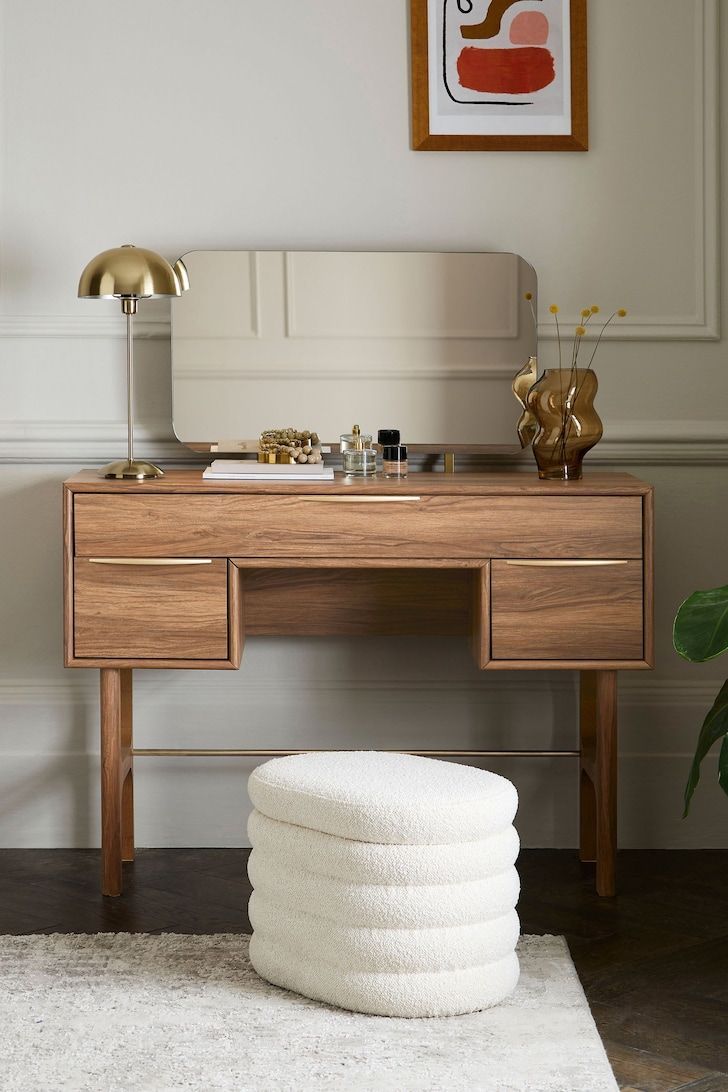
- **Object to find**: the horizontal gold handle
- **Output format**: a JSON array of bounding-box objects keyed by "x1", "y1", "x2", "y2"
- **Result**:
[
  {"x1": 296, "y1": 496, "x2": 421, "y2": 503},
  {"x1": 505, "y1": 560, "x2": 629, "y2": 568},
  {"x1": 88, "y1": 558, "x2": 213, "y2": 566}
]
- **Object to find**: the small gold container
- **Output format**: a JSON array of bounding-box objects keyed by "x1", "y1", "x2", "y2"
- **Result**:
[{"x1": 257, "y1": 451, "x2": 277, "y2": 463}]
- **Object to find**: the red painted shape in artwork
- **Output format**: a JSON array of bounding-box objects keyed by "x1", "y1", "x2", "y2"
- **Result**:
[{"x1": 457, "y1": 46, "x2": 555, "y2": 95}]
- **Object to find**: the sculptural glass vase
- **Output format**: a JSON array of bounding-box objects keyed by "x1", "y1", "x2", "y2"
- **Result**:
[{"x1": 526, "y1": 368, "x2": 602, "y2": 481}]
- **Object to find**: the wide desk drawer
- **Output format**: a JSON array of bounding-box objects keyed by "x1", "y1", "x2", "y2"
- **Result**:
[
  {"x1": 74, "y1": 494, "x2": 644, "y2": 559},
  {"x1": 74, "y1": 558, "x2": 229, "y2": 660},
  {"x1": 491, "y1": 559, "x2": 644, "y2": 661}
]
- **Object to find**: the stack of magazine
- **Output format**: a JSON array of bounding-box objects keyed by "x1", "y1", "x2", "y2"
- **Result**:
[{"x1": 203, "y1": 459, "x2": 334, "y2": 481}]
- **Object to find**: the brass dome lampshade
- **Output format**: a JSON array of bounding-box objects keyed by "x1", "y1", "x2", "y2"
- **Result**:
[{"x1": 78, "y1": 244, "x2": 188, "y2": 480}]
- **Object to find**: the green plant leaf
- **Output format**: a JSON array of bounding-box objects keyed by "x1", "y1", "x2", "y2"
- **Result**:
[
  {"x1": 674, "y1": 584, "x2": 728, "y2": 662},
  {"x1": 684, "y1": 678, "x2": 728, "y2": 815},
  {"x1": 720, "y1": 735, "x2": 728, "y2": 800}
]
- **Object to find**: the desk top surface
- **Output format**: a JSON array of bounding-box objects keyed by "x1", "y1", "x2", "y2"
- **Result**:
[{"x1": 65, "y1": 469, "x2": 652, "y2": 496}]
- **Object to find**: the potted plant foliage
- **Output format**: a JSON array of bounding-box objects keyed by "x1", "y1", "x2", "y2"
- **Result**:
[{"x1": 673, "y1": 585, "x2": 728, "y2": 814}]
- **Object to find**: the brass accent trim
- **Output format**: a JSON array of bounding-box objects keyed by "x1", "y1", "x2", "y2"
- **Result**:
[
  {"x1": 132, "y1": 748, "x2": 580, "y2": 758},
  {"x1": 88, "y1": 558, "x2": 213, "y2": 566},
  {"x1": 504, "y1": 560, "x2": 629, "y2": 568},
  {"x1": 296, "y1": 496, "x2": 421, "y2": 503},
  {"x1": 100, "y1": 458, "x2": 164, "y2": 481}
]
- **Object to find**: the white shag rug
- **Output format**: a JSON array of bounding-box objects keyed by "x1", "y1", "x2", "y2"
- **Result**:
[{"x1": 0, "y1": 933, "x2": 617, "y2": 1092}]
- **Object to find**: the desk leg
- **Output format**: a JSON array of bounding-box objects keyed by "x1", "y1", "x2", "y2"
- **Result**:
[
  {"x1": 579, "y1": 670, "x2": 618, "y2": 897},
  {"x1": 100, "y1": 668, "x2": 133, "y2": 896}
]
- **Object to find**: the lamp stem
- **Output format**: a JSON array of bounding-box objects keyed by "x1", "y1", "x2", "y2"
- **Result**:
[{"x1": 126, "y1": 310, "x2": 134, "y2": 464}]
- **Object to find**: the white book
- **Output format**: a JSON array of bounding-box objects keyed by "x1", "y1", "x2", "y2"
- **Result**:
[
  {"x1": 208, "y1": 459, "x2": 331, "y2": 473},
  {"x1": 203, "y1": 463, "x2": 334, "y2": 481}
]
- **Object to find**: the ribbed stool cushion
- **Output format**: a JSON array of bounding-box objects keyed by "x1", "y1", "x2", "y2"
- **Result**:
[
  {"x1": 247, "y1": 751, "x2": 520, "y2": 1018},
  {"x1": 249, "y1": 892, "x2": 521, "y2": 973},
  {"x1": 248, "y1": 750, "x2": 518, "y2": 844},
  {"x1": 249, "y1": 934, "x2": 520, "y2": 1020},
  {"x1": 247, "y1": 810, "x2": 520, "y2": 885},
  {"x1": 248, "y1": 851, "x2": 520, "y2": 929}
]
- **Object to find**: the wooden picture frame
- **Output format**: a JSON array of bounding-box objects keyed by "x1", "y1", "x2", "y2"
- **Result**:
[{"x1": 411, "y1": 0, "x2": 588, "y2": 151}]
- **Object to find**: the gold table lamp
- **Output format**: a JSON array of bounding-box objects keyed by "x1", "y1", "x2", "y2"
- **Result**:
[{"x1": 78, "y1": 244, "x2": 188, "y2": 480}]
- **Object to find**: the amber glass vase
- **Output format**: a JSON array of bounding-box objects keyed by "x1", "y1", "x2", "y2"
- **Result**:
[{"x1": 526, "y1": 368, "x2": 602, "y2": 481}]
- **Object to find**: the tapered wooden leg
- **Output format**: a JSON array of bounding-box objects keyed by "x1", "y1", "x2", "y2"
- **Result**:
[
  {"x1": 100, "y1": 668, "x2": 133, "y2": 896},
  {"x1": 594, "y1": 671, "x2": 618, "y2": 896},
  {"x1": 120, "y1": 669, "x2": 134, "y2": 863},
  {"x1": 579, "y1": 672, "x2": 597, "y2": 863},
  {"x1": 580, "y1": 670, "x2": 618, "y2": 896}
]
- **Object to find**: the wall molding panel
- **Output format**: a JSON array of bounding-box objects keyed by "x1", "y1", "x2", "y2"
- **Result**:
[
  {"x1": 3, "y1": 419, "x2": 728, "y2": 465},
  {"x1": 0, "y1": 315, "x2": 171, "y2": 339},
  {"x1": 1, "y1": 0, "x2": 721, "y2": 365},
  {"x1": 538, "y1": 0, "x2": 719, "y2": 343}
]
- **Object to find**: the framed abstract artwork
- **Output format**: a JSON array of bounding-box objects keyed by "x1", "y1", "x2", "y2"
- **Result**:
[{"x1": 411, "y1": 0, "x2": 588, "y2": 151}]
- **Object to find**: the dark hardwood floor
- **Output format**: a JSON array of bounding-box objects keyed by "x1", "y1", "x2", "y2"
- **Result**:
[{"x1": 1, "y1": 848, "x2": 727, "y2": 1091}]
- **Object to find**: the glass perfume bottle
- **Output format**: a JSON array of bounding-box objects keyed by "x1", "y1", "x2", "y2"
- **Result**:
[
  {"x1": 383, "y1": 444, "x2": 408, "y2": 478},
  {"x1": 343, "y1": 424, "x2": 377, "y2": 476},
  {"x1": 340, "y1": 426, "x2": 372, "y2": 453}
]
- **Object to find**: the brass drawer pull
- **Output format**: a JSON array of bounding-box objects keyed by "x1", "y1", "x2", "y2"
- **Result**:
[
  {"x1": 504, "y1": 560, "x2": 629, "y2": 567},
  {"x1": 88, "y1": 558, "x2": 213, "y2": 566},
  {"x1": 297, "y1": 496, "x2": 421, "y2": 503}
]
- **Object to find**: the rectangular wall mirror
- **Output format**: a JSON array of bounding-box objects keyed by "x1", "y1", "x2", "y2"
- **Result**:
[{"x1": 171, "y1": 250, "x2": 537, "y2": 452}]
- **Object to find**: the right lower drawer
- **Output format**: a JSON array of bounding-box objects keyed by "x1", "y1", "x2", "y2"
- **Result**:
[{"x1": 490, "y1": 559, "x2": 644, "y2": 661}]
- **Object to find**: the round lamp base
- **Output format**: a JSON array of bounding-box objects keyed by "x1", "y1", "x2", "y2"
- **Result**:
[{"x1": 101, "y1": 459, "x2": 165, "y2": 481}]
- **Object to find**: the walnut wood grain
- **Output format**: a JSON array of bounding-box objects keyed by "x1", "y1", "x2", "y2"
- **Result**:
[
  {"x1": 594, "y1": 671, "x2": 618, "y2": 896},
  {"x1": 643, "y1": 491, "x2": 655, "y2": 667},
  {"x1": 579, "y1": 671, "x2": 619, "y2": 894},
  {"x1": 74, "y1": 559, "x2": 229, "y2": 660},
  {"x1": 228, "y1": 560, "x2": 245, "y2": 667},
  {"x1": 63, "y1": 485, "x2": 74, "y2": 667},
  {"x1": 65, "y1": 469, "x2": 652, "y2": 495},
  {"x1": 120, "y1": 670, "x2": 134, "y2": 864},
  {"x1": 491, "y1": 560, "x2": 644, "y2": 661},
  {"x1": 240, "y1": 567, "x2": 472, "y2": 636},
  {"x1": 74, "y1": 494, "x2": 644, "y2": 560},
  {"x1": 471, "y1": 564, "x2": 490, "y2": 669},
  {"x1": 100, "y1": 668, "x2": 133, "y2": 896},
  {"x1": 62, "y1": 470, "x2": 654, "y2": 898},
  {"x1": 580, "y1": 672, "x2": 597, "y2": 864}
]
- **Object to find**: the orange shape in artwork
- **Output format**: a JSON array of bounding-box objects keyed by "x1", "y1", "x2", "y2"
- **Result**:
[
  {"x1": 510, "y1": 11, "x2": 549, "y2": 46},
  {"x1": 457, "y1": 46, "x2": 555, "y2": 95}
]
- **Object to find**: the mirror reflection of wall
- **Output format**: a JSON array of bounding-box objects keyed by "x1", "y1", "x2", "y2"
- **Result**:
[{"x1": 171, "y1": 251, "x2": 537, "y2": 450}]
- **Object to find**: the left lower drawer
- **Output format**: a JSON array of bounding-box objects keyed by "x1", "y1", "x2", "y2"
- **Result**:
[{"x1": 73, "y1": 558, "x2": 229, "y2": 660}]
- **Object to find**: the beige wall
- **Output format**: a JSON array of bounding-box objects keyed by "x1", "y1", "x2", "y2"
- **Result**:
[{"x1": 1, "y1": 0, "x2": 726, "y2": 848}]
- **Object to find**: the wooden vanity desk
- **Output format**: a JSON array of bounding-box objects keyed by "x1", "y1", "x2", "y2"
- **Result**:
[{"x1": 63, "y1": 469, "x2": 654, "y2": 898}]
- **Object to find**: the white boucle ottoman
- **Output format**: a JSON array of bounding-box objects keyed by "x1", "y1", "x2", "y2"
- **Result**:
[{"x1": 247, "y1": 751, "x2": 520, "y2": 1018}]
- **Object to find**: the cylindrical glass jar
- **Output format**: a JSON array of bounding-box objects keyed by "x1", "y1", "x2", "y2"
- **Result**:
[
  {"x1": 383, "y1": 444, "x2": 408, "y2": 478},
  {"x1": 343, "y1": 446, "x2": 377, "y2": 476}
]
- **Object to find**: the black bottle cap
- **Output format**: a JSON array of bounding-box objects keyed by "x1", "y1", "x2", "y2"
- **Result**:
[
  {"x1": 378, "y1": 429, "x2": 400, "y2": 445},
  {"x1": 383, "y1": 445, "x2": 407, "y2": 460}
]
